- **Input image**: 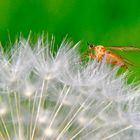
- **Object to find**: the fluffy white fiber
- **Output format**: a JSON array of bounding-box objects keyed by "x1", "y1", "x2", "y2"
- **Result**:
[{"x1": 0, "y1": 36, "x2": 140, "y2": 140}]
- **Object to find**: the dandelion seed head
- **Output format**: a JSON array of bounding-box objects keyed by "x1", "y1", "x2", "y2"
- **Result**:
[
  {"x1": 24, "y1": 87, "x2": 34, "y2": 97},
  {"x1": 0, "y1": 36, "x2": 140, "y2": 140},
  {"x1": 0, "y1": 105, "x2": 7, "y2": 116},
  {"x1": 77, "y1": 116, "x2": 89, "y2": 125},
  {"x1": 38, "y1": 110, "x2": 51, "y2": 124},
  {"x1": 44, "y1": 128, "x2": 55, "y2": 137},
  {"x1": 62, "y1": 99, "x2": 72, "y2": 106},
  {"x1": 38, "y1": 114, "x2": 47, "y2": 124}
]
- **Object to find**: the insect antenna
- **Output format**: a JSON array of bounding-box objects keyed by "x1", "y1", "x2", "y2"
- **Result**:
[{"x1": 87, "y1": 42, "x2": 90, "y2": 46}]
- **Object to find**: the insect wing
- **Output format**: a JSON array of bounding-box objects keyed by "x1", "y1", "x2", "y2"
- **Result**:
[{"x1": 106, "y1": 46, "x2": 140, "y2": 51}]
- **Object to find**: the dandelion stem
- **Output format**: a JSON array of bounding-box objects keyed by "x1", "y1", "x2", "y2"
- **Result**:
[
  {"x1": 31, "y1": 79, "x2": 46, "y2": 140},
  {"x1": 102, "y1": 125, "x2": 133, "y2": 140},
  {"x1": 0, "y1": 116, "x2": 10, "y2": 140},
  {"x1": 56, "y1": 94, "x2": 98, "y2": 140},
  {"x1": 0, "y1": 131, "x2": 5, "y2": 140},
  {"x1": 70, "y1": 101, "x2": 112, "y2": 140},
  {"x1": 48, "y1": 86, "x2": 70, "y2": 129},
  {"x1": 26, "y1": 96, "x2": 31, "y2": 140},
  {"x1": 42, "y1": 86, "x2": 71, "y2": 140},
  {"x1": 8, "y1": 91, "x2": 17, "y2": 139},
  {"x1": 81, "y1": 126, "x2": 103, "y2": 139},
  {"x1": 49, "y1": 84, "x2": 67, "y2": 124},
  {"x1": 30, "y1": 90, "x2": 38, "y2": 140},
  {"x1": 14, "y1": 91, "x2": 22, "y2": 140}
]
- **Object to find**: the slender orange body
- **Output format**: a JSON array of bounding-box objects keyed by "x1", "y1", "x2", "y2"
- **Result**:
[
  {"x1": 89, "y1": 45, "x2": 128, "y2": 69},
  {"x1": 81, "y1": 44, "x2": 140, "y2": 69}
]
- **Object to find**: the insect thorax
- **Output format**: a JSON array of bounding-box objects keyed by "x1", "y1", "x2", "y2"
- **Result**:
[{"x1": 94, "y1": 45, "x2": 106, "y2": 57}]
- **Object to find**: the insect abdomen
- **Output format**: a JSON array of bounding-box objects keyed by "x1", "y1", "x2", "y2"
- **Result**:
[{"x1": 105, "y1": 52, "x2": 127, "y2": 68}]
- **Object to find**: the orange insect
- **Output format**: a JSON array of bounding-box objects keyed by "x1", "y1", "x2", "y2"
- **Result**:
[{"x1": 82, "y1": 44, "x2": 140, "y2": 69}]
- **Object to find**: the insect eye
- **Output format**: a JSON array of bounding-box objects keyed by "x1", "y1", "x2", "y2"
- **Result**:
[
  {"x1": 90, "y1": 45, "x2": 94, "y2": 48},
  {"x1": 89, "y1": 44, "x2": 95, "y2": 49},
  {"x1": 87, "y1": 42, "x2": 95, "y2": 49}
]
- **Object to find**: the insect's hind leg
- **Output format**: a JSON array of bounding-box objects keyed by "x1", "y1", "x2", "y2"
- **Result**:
[
  {"x1": 117, "y1": 62, "x2": 128, "y2": 70},
  {"x1": 121, "y1": 64, "x2": 128, "y2": 70}
]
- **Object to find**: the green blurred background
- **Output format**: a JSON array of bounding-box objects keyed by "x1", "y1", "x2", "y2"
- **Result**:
[{"x1": 0, "y1": 0, "x2": 140, "y2": 80}]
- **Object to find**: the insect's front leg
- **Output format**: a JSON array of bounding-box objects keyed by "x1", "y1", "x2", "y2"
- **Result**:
[
  {"x1": 89, "y1": 54, "x2": 96, "y2": 59},
  {"x1": 88, "y1": 47, "x2": 96, "y2": 59},
  {"x1": 81, "y1": 52, "x2": 95, "y2": 62}
]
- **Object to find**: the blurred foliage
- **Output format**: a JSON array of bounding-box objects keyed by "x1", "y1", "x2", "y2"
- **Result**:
[{"x1": 0, "y1": 0, "x2": 140, "y2": 81}]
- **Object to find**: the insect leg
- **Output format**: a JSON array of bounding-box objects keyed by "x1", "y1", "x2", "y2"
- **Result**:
[{"x1": 121, "y1": 64, "x2": 128, "y2": 70}]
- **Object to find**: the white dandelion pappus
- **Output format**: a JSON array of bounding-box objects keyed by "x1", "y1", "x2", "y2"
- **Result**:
[{"x1": 0, "y1": 36, "x2": 139, "y2": 140}]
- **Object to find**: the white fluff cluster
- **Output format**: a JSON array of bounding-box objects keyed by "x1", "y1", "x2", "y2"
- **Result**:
[{"x1": 0, "y1": 37, "x2": 140, "y2": 140}]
